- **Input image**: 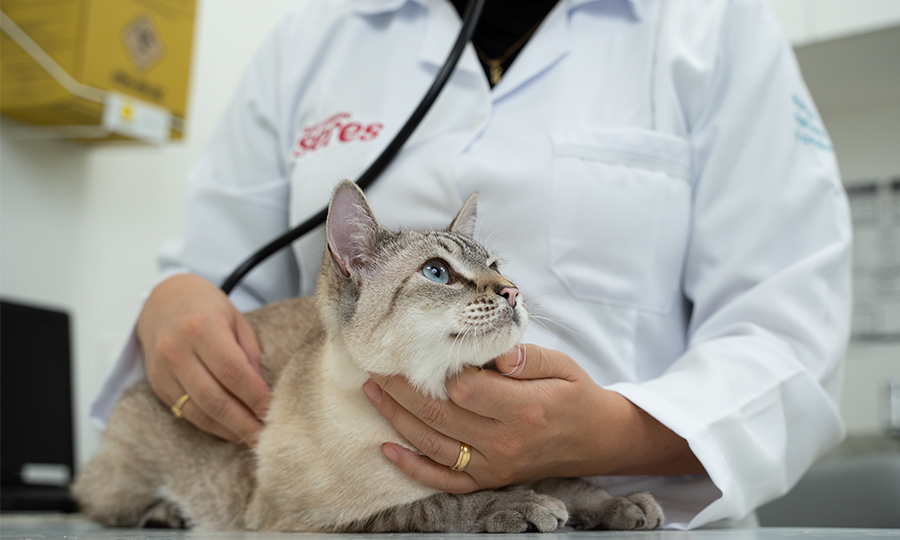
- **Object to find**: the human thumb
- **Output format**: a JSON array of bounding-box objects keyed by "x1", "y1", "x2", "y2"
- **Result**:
[{"x1": 496, "y1": 343, "x2": 571, "y2": 381}]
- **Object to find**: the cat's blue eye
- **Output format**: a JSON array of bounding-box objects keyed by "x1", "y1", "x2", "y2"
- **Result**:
[{"x1": 421, "y1": 260, "x2": 451, "y2": 285}]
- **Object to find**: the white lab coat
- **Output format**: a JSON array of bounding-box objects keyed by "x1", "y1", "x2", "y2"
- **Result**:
[{"x1": 91, "y1": 0, "x2": 852, "y2": 530}]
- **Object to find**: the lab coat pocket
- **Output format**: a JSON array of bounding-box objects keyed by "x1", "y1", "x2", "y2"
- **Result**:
[{"x1": 550, "y1": 128, "x2": 692, "y2": 313}]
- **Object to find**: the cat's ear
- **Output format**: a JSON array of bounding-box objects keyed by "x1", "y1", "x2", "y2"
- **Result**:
[
  {"x1": 448, "y1": 193, "x2": 478, "y2": 239},
  {"x1": 326, "y1": 180, "x2": 382, "y2": 279}
]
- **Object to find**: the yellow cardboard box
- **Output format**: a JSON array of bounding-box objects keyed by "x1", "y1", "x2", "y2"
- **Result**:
[{"x1": 1, "y1": 0, "x2": 196, "y2": 141}]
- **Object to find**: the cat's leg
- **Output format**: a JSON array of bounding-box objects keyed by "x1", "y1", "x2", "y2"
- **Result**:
[
  {"x1": 71, "y1": 443, "x2": 163, "y2": 527},
  {"x1": 74, "y1": 438, "x2": 246, "y2": 530},
  {"x1": 163, "y1": 449, "x2": 255, "y2": 530},
  {"x1": 73, "y1": 382, "x2": 251, "y2": 530},
  {"x1": 340, "y1": 489, "x2": 568, "y2": 533},
  {"x1": 532, "y1": 478, "x2": 663, "y2": 530}
]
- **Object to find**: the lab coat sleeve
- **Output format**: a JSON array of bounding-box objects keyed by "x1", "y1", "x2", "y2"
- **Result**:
[
  {"x1": 90, "y1": 15, "x2": 300, "y2": 427},
  {"x1": 606, "y1": 0, "x2": 851, "y2": 528}
]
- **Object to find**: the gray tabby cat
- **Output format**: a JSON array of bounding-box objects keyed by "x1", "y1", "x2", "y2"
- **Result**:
[{"x1": 72, "y1": 180, "x2": 663, "y2": 532}]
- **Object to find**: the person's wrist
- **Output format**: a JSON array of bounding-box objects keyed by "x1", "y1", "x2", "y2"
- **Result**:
[
  {"x1": 562, "y1": 385, "x2": 703, "y2": 478},
  {"x1": 566, "y1": 385, "x2": 640, "y2": 477},
  {"x1": 602, "y1": 391, "x2": 704, "y2": 476}
]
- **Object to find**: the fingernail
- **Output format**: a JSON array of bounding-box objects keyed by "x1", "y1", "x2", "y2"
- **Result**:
[
  {"x1": 364, "y1": 380, "x2": 383, "y2": 404},
  {"x1": 383, "y1": 444, "x2": 401, "y2": 464},
  {"x1": 502, "y1": 344, "x2": 523, "y2": 374}
]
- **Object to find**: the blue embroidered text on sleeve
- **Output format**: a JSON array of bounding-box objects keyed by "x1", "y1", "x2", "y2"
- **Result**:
[{"x1": 793, "y1": 94, "x2": 833, "y2": 151}]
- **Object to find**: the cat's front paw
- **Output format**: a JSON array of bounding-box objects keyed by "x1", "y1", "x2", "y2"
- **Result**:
[
  {"x1": 136, "y1": 500, "x2": 187, "y2": 529},
  {"x1": 480, "y1": 490, "x2": 568, "y2": 533},
  {"x1": 573, "y1": 491, "x2": 663, "y2": 531}
]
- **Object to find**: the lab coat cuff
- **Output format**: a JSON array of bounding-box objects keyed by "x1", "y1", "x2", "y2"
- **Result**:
[
  {"x1": 605, "y1": 381, "x2": 732, "y2": 529},
  {"x1": 88, "y1": 327, "x2": 146, "y2": 429}
]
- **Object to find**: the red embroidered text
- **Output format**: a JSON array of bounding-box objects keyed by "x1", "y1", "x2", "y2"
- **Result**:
[{"x1": 293, "y1": 112, "x2": 383, "y2": 158}]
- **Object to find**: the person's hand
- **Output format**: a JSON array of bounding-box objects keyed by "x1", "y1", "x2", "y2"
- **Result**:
[
  {"x1": 364, "y1": 344, "x2": 702, "y2": 493},
  {"x1": 137, "y1": 274, "x2": 270, "y2": 446}
]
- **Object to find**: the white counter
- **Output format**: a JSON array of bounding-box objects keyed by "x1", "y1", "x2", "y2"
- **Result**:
[{"x1": 1, "y1": 514, "x2": 898, "y2": 540}]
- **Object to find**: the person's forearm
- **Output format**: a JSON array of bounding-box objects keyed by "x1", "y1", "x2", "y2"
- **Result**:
[{"x1": 577, "y1": 389, "x2": 705, "y2": 477}]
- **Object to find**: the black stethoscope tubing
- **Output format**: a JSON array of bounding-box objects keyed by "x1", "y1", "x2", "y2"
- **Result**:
[{"x1": 220, "y1": 0, "x2": 486, "y2": 294}]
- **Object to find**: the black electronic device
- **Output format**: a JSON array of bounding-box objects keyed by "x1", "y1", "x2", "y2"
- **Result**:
[{"x1": 0, "y1": 300, "x2": 77, "y2": 512}]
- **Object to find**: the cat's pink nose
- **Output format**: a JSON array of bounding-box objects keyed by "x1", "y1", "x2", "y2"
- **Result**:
[{"x1": 499, "y1": 287, "x2": 519, "y2": 308}]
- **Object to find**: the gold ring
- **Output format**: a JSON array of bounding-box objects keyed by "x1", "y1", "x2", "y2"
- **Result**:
[
  {"x1": 450, "y1": 442, "x2": 471, "y2": 472},
  {"x1": 171, "y1": 393, "x2": 191, "y2": 419}
]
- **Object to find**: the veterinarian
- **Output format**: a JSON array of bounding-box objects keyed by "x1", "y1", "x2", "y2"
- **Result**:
[{"x1": 91, "y1": 0, "x2": 851, "y2": 530}]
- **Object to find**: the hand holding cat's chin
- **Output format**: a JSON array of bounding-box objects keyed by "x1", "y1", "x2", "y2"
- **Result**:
[
  {"x1": 365, "y1": 343, "x2": 705, "y2": 494},
  {"x1": 365, "y1": 344, "x2": 624, "y2": 493}
]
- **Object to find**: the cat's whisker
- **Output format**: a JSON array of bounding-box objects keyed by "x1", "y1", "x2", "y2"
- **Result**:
[
  {"x1": 522, "y1": 302, "x2": 575, "y2": 333},
  {"x1": 526, "y1": 310, "x2": 563, "y2": 327},
  {"x1": 483, "y1": 321, "x2": 500, "y2": 360},
  {"x1": 526, "y1": 311, "x2": 569, "y2": 328},
  {"x1": 480, "y1": 189, "x2": 502, "y2": 220},
  {"x1": 440, "y1": 319, "x2": 458, "y2": 341},
  {"x1": 526, "y1": 311, "x2": 587, "y2": 341},
  {"x1": 456, "y1": 326, "x2": 478, "y2": 365},
  {"x1": 453, "y1": 327, "x2": 466, "y2": 370},
  {"x1": 481, "y1": 222, "x2": 515, "y2": 252},
  {"x1": 349, "y1": 370, "x2": 371, "y2": 387},
  {"x1": 462, "y1": 325, "x2": 474, "y2": 362},
  {"x1": 450, "y1": 322, "x2": 469, "y2": 369},
  {"x1": 522, "y1": 292, "x2": 557, "y2": 305},
  {"x1": 463, "y1": 324, "x2": 473, "y2": 364},
  {"x1": 526, "y1": 315, "x2": 553, "y2": 335}
]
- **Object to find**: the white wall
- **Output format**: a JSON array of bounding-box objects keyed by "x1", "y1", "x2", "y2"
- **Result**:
[
  {"x1": 0, "y1": 0, "x2": 301, "y2": 468},
  {"x1": 1, "y1": 1, "x2": 898, "y2": 470}
]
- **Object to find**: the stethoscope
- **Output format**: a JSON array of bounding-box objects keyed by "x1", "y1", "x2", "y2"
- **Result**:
[{"x1": 220, "y1": 0, "x2": 486, "y2": 294}]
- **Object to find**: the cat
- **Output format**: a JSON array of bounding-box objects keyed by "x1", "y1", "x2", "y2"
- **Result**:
[{"x1": 72, "y1": 180, "x2": 663, "y2": 533}]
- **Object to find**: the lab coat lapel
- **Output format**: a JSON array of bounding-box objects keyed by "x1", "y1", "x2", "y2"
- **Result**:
[
  {"x1": 490, "y1": 0, "x2": 643, "y2": 101},
  {"x1": 489, "y1": 0, "x2": 571, "y2": 102}
]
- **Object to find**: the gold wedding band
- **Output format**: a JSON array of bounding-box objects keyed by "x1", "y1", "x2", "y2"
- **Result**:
[
  {"x1": 171, "y1": 393, "x2": 191, "y2": 419},
  {"x1": 450, "y1": 442, "x2": 471, "y2": 472}
]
